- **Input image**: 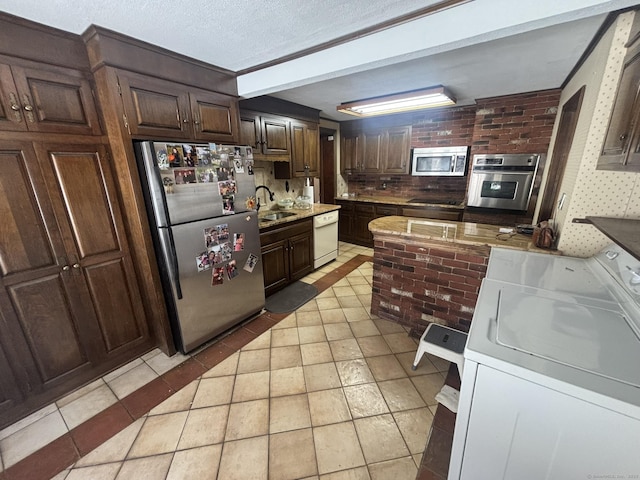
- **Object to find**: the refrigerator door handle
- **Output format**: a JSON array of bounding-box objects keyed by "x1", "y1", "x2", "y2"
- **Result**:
[{"x1": 159, "y1": 227, "x2": 183, "y2": 300}]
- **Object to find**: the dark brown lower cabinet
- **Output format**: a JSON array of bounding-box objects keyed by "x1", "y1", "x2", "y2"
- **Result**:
[
  {"x1": 337, "y1": 200, "x2": 399, "y2": 247},
  {"x1": 337, "y1": 199, "x2": 465, "y2": 246},
  {"x1": 0, "y1": 141, "x2": 153, "y2": 428},
  {"x1": 260, "y1": 219, "x2": 313, "y2": 296}
]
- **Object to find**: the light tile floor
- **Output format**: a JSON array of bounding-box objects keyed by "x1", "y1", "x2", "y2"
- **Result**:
[{"x1": 0, "y1": 243, "x2": 449, "y2": 480}]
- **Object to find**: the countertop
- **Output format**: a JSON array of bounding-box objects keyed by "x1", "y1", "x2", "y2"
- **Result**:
[
  {"x1": 258, "y1": 203, "x2": 340, "y2": 230},
  {"x1": 369, "y1": 216, "x2": 556, "y2": 252},
  {"x1": 587, "y1": 216, "x2": 640, "y2": 260},
  {"x1": 335, "y1": 195, "x2": 464, "y2": 210}
]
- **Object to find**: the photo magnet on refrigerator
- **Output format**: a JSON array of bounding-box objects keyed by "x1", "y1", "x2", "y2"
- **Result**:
[{"x1": 244, "y1": 253, "x2": 258, "y2": 273}]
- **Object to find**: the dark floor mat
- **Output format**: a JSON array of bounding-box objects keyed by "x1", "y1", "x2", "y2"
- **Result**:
[{"x1": 265, "y1": 281, "x2": 318, "y2": 313}]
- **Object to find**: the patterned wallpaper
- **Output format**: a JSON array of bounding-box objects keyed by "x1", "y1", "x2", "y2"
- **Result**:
[{"x1": 554, "y1": 11, "x2": 640, "y2": 257}]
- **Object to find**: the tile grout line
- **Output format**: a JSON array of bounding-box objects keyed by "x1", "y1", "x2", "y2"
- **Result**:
[{"x1": 3, "y1": 253, "x2": 374, "y2": 480}]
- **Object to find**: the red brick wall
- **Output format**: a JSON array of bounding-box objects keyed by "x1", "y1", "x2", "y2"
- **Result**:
[
  {"x1": 411, "y1": 106, "x2": 476, "y2": 147},
  {"x1": 370, "y1": 235, "x2": 489, "y2": 335},
  {"x1": 472, "y1": 90, "x2": 561, "y2": 154},
  {"x1": 345, "y1": 89, "x2": 561, "y2": 203}
]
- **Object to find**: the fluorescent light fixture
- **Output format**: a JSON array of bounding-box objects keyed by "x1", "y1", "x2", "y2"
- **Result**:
[{"x1": 337, "y1": 86, "x2": 456, "y2": 117}]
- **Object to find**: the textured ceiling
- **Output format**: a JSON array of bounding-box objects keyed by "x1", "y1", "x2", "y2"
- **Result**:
[
  {"x1": 0, "y1": 0, "x2": 446, "y2": 71},
  {"x1": 0, "y1": 0, "x2": 637, "y2": 120}
]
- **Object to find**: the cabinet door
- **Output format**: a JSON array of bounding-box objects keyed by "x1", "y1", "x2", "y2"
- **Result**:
[
  {"x1": 190, "y1": 90, "x2": 238, "y2": 143},
  {"x1": 0, "y1": 343, "x2": 21, "y2": 415},
  {"x1": 354, "y1": 203, "x2": 376, "y2": 246},
  {"x1": 260, "y1": 115, "x2": 290, "y2": 158},
  {"x1": 35, "y1": 143, "x2": 150, "y2": 359},
  {"x1": 0, "y1": 64, "x2": 27, "y2": 131},
  {"x1": 290, "y1": 121, "x2": 307, "y2": 177},
  {"x1": 239, "y1": 111, "x2": 262, "y2": 151},
  {"x1": 288, "y1": 231, "x2": 313, "y2": 281},
  {"x1": 0, "y1": 143, "x2": 96, "y2": 397},
  {"x1": 599, "y1": 50, "x2": 640, "y2": 169},
  {"x1": 118, "y1": 72, "x2": 191, "y2": 139},
  {"x1": 8, "y1": 65, "x2": 101, "y2": 135},
  {"x1": 625, "y1": 108, "x2": 640, "y2": 170},
  {"x1": 261, "y1": 239, "x2": 290, "y2": 296},
  {"x1": 341, "y1": 133, "x2": 360, "y2": 173},
  {"x1": 361, "y1": 130, "x2": 382, "y2": 173},
  {"x1": 275, "y1": 120, "x2": 320, "y2": 179},
  {"x1": 304, "y1": 122, "x2": 320, "y2": 177},
  {"x1": 383, "y1": 126, "x2": 412, "y2": 174},
  {"x1": 337, "y1": 203, "x2": 354, "y2": 242}
]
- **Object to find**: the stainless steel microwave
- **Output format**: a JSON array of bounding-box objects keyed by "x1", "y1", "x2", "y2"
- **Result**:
[{"x1": 411, "y1": 146, "x2": 468, "y2": 176}]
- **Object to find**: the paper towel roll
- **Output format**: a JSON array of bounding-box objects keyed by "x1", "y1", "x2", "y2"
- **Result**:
[{"x1": 303, "y1": 185, "x2": 314, "y2": 201}]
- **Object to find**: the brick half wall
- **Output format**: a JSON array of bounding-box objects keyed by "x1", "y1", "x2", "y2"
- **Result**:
[{"x1": 370, "y1": 234, "x2": 489, "y2": 336}]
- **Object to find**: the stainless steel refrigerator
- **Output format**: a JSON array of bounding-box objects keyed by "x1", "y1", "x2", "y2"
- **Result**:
[{"x1": 135, "y1": 141, "x2": 264, "y2": 353}]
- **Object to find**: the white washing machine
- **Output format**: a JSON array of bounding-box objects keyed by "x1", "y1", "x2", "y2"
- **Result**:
[{"x1": 449, "y1": 245, "x2": 640, "y2": 479}]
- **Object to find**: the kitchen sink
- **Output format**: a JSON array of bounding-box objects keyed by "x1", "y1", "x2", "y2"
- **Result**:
[{"x1": 260, "y1": 211, "x2": 297, "y2": 221}]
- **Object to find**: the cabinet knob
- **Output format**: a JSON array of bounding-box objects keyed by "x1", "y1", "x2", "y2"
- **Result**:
[
  {"x1": 10, "y1": 104, "x2": 20, "y2": 111},
  {"x1": 23, "y1": 104, "x2": 34, "y2": 112},
  {"x1": 620, "y1": 133, "x2": 628, "y2": 141},
  {"x1": 183, "y1": 118, "x2": 189, "y2": 124},
  {"x1": 72, "y1": 263, "x2": 80, "y2": 269},
  {"x1": 62, "y1": 265, "x2": 70, "y2": 271}
]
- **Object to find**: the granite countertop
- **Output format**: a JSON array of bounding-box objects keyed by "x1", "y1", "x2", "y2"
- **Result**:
[
  {"x1": 335, "y1": 195, "x2": 465, "y2": 210},
  {"x1": 369, "y1": 215, "x2": 557, "y2": 252},
  {"x1": 258, "y1": 203, "x2": 340, "y2": 230}
]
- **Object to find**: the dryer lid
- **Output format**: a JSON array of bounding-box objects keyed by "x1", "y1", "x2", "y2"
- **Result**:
[{"x1": 496, "y1": 285, "x2": 640, "y2": 388}]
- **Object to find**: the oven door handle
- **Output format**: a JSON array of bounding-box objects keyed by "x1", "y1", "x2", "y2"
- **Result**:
[{"x1": 472, "y1": 169, "x2": 535, "y2": 175}]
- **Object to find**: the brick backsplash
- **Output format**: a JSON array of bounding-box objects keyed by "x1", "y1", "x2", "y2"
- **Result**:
[
  {"x1": 370, "y1": 235, "x2": 489, "y2": 334},
  {"x1": 347, "y1": 173, "x2": 467, "y2": 202},
  {"x1": 345, "y1": 89, "x2": 561, "y2": 202},
  {"x1": 471, "y1": 90, "x2": 561, "y2": 154}
]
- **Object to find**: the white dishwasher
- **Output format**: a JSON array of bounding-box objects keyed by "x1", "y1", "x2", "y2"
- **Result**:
[{"x1": 313, "y1": 210, "x2": 339, "y2": 269}]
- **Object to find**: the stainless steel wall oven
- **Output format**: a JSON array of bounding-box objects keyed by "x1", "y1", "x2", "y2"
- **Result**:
[{"x1": 467, "y1": 153, "x2": 543, "y2": 210}]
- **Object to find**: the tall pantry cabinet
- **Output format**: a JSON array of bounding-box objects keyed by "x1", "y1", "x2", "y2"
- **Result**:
[{"x1": 0, "y1": 15, "x2": 157, "y2": 428}]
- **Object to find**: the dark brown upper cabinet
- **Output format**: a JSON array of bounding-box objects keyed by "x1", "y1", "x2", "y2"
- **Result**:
[
  {"x1": 274, "y1": 119, "x2": 320, "y2": 179},
  {"x1": 361, "y1": 129, "x2": 383, "y2": 173},
  {"x1": 383, "y1": 126, "x2": 412, "y2": 174},
  {"x1": 340, "y1": 132, "x2": 360, "y2": 173},
  {"x1": 0, "y1": 62, "x2": 101, "y2": 135},
  {"x1": 599, "y1": 24, "x2": 640, "y2": 172},
  {"x1": 239, "y1": 110, "x2": 290, "y2": 161},
  {"x1": 118, "y1": 71, "x2": 238, "y2": 143},
  {"x1": 340, "y1": 124, "x2": 412, "y2": 175}
]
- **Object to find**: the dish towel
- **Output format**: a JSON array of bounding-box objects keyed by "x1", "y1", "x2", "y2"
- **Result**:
[{"x1": 435, "y1": 385, "x2": 460, "y2": 413}]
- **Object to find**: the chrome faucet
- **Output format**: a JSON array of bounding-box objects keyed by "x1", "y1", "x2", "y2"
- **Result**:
[{"x1": 255, "y1": 185, "x2": 275, "y2": 211}]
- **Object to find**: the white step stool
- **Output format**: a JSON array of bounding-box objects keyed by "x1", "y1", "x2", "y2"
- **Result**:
[{"x1": 412, "y1": 323, "x2": 467, "y2": 376}]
